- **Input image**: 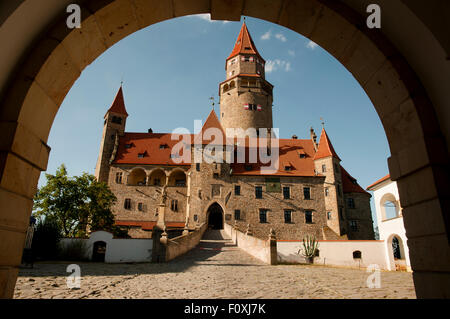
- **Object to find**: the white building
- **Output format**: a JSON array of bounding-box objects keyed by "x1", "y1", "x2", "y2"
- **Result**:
[{"x1": 367, "y1": 174, "x2": 411, "y2": 271}]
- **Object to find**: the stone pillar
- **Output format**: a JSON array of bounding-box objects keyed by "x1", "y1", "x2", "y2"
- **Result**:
[{"x1": 268, "y1": 229, "x2": 278, "y2": 265}]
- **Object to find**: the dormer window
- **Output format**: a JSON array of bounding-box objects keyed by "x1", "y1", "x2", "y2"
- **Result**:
[
  {"x1": 125, "y1": 143, "x2": 133, "y2": 149},
  {"x1": 285, "y1": 165, "x2": 292, "y2": 171},
  {"x1": 138, "y1": 151, "x2": 147, "y2": 158},
  {"x1": 160, "y1": 144, "x2": 169, "y2": 149}
]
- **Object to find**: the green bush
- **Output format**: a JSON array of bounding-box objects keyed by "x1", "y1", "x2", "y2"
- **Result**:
[{"x1": 31, "y1": 218, "x2": 62, "y2": 260}]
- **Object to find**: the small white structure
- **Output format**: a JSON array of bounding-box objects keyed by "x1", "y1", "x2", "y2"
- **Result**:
[
  {"x1": 367, "y1": 174, "x2": 411, "y2": 271},
  {"x1": 60, "y1": 231, "x2": 153, "y2": 263}
]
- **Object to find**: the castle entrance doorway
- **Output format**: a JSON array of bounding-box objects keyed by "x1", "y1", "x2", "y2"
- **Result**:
[{"x1": 207, "y1": 203, "x2": 224, "y2": 230}]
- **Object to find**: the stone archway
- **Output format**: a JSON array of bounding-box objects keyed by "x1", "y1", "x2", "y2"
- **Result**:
[
  {"x1": 0, "y1": 0, "x2": 449, "y2": 298},
  {"x1": 207, "y1": 202, "x2": 224, "y2": 230}
]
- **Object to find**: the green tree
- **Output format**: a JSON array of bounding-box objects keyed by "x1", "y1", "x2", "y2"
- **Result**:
[{"x1": 33, "y1": 164, "x2": 119, "y2": 237}]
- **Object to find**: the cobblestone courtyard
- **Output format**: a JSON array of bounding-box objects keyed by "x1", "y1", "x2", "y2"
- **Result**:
[{"x1": 14, "y1": 231, "x2": 416, "y2": 299}]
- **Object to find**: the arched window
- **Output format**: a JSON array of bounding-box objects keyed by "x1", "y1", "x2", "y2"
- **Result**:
[
  {"x1": 229, "y1": 81, "x2": 235, "y2": 89},
  {"x1": 148, "y1": 169, "x2": 166, "y2": 186},
  {"x1": 168, "y1": 170, "x2": 186, "y2": 187},
  {"x1": 223, "y1": 83, "x2": 229, "y2": 93},
  {"x1": 380, "y1": 193, "x2": 400, "y2": 220},
  {"x1": 392, "y1": 236, "x2": 402, "y2": 259},
  {"x1": 127, "y1": 168, "x2": 147, "y2": 186},
  {"x1": 353, "y1": 250, "x2": 362, "y2": 259}
]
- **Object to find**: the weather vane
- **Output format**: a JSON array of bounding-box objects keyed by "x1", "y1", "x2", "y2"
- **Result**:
[
  {"x1": 209, "y1": 96, "x2": 215, "y2": 110},
  {"x1": 320, "y1": 117, "x2": 325, "y2": 128}
]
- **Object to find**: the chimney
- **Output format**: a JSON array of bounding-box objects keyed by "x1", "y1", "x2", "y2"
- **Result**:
[
  {"x1": 292, "y1": 135, "x2": 298, "y2": 139},
  {"x1": 148, "y1": 128, "x2": 153, "y2": 133}
]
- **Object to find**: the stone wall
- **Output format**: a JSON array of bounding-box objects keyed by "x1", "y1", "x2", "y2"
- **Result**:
[
  {"x1": 344, "y1": 192, "x2": 375, "y2": 240},
  {"x1": 164, "y1": 223, "x2": 208, "y2": 262},
  {"x1": 224, "y1": 222, "x2": 276, "y2": 265}
]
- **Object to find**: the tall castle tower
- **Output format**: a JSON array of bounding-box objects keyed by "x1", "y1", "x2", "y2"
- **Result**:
[
  {"x1": 219, "y1": 22, "x2": 273, "y2": 137},
  {"x1": 95, "y1": 86, "x2": 128, "y2": 183}
]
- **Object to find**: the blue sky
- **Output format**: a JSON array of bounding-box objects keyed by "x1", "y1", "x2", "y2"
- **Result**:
[{"x1": 41, "y1": 15, "x2": 390, "y2": 227}]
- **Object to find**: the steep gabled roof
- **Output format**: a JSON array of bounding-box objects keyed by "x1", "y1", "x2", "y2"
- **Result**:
[
  {"x1": 341, "y1": 166, "x2": 370, "y2": 195},
  {"x1": 105, "y1": 86, "x2": 128, "y2": 117},
  {"x1": 227, "y1": 22, "x2": 264, "y2": 62},
  {"x1": 313, "y1": 128, "x2": 341, "y2": 161},
  {"x1": 194, "y1": 110, "x2": 226, "y2": 145}
]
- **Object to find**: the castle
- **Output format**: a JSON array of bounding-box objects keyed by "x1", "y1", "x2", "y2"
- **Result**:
[{"x1": 95, "y1": 23, "x2": 375, "y2": 241}]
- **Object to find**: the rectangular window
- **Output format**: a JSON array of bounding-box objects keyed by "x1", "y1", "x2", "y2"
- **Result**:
[
  {"x1": 305, "y1": 210, "x2": 313, "y2": 224},
  {"x1": 304, "y1": 187, "x2": 311, "y2": 200},
  {"x1": 234, "y1": 210, "x2": 241, "y2": 220},
  {"x1": 124, "y1": 199, "x2": 131, "y2": 210},
  {"x1": 283, "y1": 186, "x2": 290, "y2": 199},
  {"x1": 235, "y1": 185, "x2": 241, "y2": 195},
  {"x1": 193, "y1": 215, "x2": 198, "y2": 222},
  {"x1": 259, "y1": 209, "x2": 267, "y2": 223},
  {"x1": 327, "y1": 212, "x2": 332, "y2": 220},
  {"x1": 196, "y1": 163, "x2": 200, "y2": 171},
  {"x1": 115, "y1": 172, "x2": 123, "y2": 184},
  {"x1": 171, "y1": 200, "x2": 178, "y2": 212},
  {"x1": 325, "y1": 187, "x2": 329, "y2": 197},
  {"x1": 322, "y1": 164, "x2": 326, "y2": 173},
  {"x1": 347, "y1": 198, "x2": 355, "y2": 209},
  {"x1": 284, "y1": 210, "x2": 292, "y2": 223},
  {"x1": 350, "y1": 220, "x2": 358, "y2": 232},
  {"x1": 255, "y1": 186, "x2": 263, "y2": 199},
  {"x1": 138, "y1": 203, "x2": 143, "y2": 212}
]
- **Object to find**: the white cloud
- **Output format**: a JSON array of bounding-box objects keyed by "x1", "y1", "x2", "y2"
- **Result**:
[
  {"x1": 265, "y1": 59, "x2": 291, "y2": 73},
  {"x1": 306, "y1": 40, "x2": 318, "y2": 50},
  {"x1": 275, "y1": 33, "x2": 287, "y2": 42},
  {"x1": 192, "y1": 14, "x2": 230, "y2": 24},
  {"x1": 288, "y1": 50, "x2": 295, "y2": 56},
  {"x1": 261, "y1": 30, "x2": 272, "y2": 40}
]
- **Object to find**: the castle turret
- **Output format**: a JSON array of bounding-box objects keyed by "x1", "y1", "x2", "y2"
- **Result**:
[
  {"x1": 95, "y1": 86, "x2": 128, "y2": 183},
  {"x1": 219, "y1": 22, "x2": 273, "y2": 137},
  {"x1": 313, "y1": 128, "x2": 346, "y2": 237}
]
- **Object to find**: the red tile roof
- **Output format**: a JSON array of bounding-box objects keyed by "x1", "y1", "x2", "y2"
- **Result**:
[
  {"x1": 106, "y1": 86, "x2": 128, "y2": 117},
  {"x1": 366, "y1": 174, "x2": 391, "y2": 190},
  {"x1": 113, "y1": 132, "x2": 192, "y2": 166},
  {"x1": 227, "y1": 22, "x2": 264, "y2": 62},
  {"x1": 313, "y1": 128, "x2": 341, "y2": 161},
  {"x1": 341, "y1": 166, "x2": 369, "y2": 194}
]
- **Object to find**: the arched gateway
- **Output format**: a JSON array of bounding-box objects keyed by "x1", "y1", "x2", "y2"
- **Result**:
[{"x1": 207, "y1": 203, "x2": 224, "y2": 230}]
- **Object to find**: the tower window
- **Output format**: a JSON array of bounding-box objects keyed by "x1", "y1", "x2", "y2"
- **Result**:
[
  {"x1": 111, "y1": 116, "x2": 122, "y2": 124},
  {"x1": 347, "y1": 198, "x2": 355, "y2": 209},
  {"x1": 138, "y1": 203, "x2": 144, "y2": 212},
  {"x1": 196, "y1": 163, "x2": 200, "y2": 171},
  {"x1": 235, "y1": 185, "x2": 241, "y2": 195},
  {"x1": 283, "y1": 186, "x2": 290, "y2": 199},
  {"x1": 303, "y1": 187, "x2": 311, "y2": 200},
  {"x1": 171, "y1": 200, "x2": 178, "y2": 212},
  {"x1": 259, "y1": 209, "x2": 268, "y2": 223},
  {"x1": 115, "y1": 172, "x2": 123, "y2": 184},
  {"x1": 349, "y1": 220, "x2": 358, "y2": 232},
  {"x1": 234, "y1": 210, "x2": 241, "y2": 220},
  {"x1": 325, "y1": 187, "x2": 329, "y2": 197},
  {"x1": 327, "y1": 212, "x2": 332, "y2": 220},
  {"x1": 305, "y1": 210, "x2": 313, "y2": 224},
  {"x1": 124, "y1": 199, "x2": 131, "y2": 210},
  {"x1": 322, "y1": 164, "x2": 326, "y2": 173},
  {"x1": 255, "y1": 186, "x2": 263, "y2": 199},
  {"x1": 284, "y1": 210, "x2": 292, "y2": 223}
]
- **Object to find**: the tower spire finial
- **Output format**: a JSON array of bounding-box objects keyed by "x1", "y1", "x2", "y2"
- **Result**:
[
  {"x1": 209, "y1": 96, "x2": 215, "y2": 111},
  {"x1": 320, "y1": 117, "x2": 325, "y2": 129}
]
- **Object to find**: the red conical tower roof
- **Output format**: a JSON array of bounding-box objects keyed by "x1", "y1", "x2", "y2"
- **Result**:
[
  {"x1": 313, "y1": 128, "x2": 341, "y2": 161},
  {"x1": 227, "y1": 22, "x2": 264, "y2": 62},
  {"x1": 105, "y1": 86, "x2": 128, "y2": 117}
]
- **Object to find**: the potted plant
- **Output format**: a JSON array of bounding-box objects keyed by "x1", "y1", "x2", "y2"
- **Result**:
[{"x1": 298, "y1": 234, "x2": 319, "y2": 264}]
